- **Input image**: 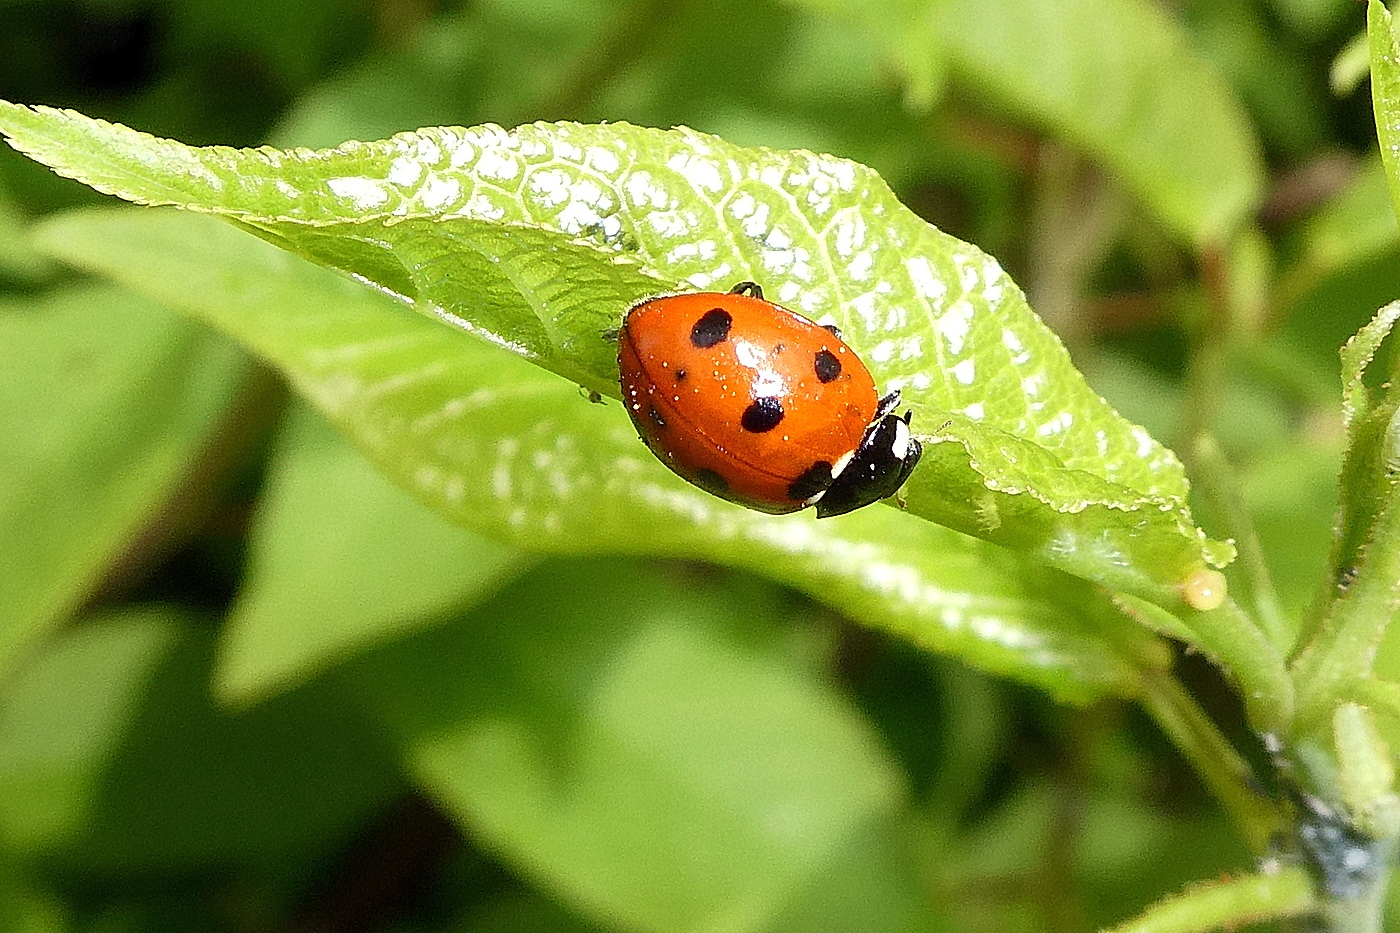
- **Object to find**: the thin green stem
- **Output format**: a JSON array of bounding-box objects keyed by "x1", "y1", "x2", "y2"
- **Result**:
[
  {"x1": 1114, "y1": 591, "x2": 1291, "y2": 734},
  {"x1": 1024, "y1": 143, "x2": 1122, "y2": 355},
  {"x1": 1176, "y1": 245, "x2": 1233, "y2": 454},
  {"x1": 1100, "y1": 867, "x2": 1314, "y2": 933},
  {"x1": 1180, "y1": 596, "x2": 1295, "y2": 734},
  {"x1": 1137, "y1": 668, "x2": 1284, "y2": 855},
  {"x1": 1189, "y1": 434, "x2": 1291, "y2": 650}
]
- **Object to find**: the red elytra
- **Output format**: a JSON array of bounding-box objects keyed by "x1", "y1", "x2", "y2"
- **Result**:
[{"x1": 617, "y1": 281, "x2": 921, "y2": 517}]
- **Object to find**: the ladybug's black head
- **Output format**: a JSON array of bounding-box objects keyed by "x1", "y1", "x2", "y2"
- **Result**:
[{"x1": 815, "y1": 402, "x2": 921, "y2": 518}]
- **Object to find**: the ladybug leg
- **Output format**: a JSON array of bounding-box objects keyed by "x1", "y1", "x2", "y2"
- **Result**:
[
  {"x1": 728, "y1": 281, "x2": 764, "y2": 299},
  {"x1": 915, "y1": 416, "x2": 952, "y2": 439}
]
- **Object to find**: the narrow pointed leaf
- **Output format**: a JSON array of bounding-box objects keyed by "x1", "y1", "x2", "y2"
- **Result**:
[
  {"x1": 215, "y1": 407, "x2": 532, "y2": 706},
  {"x1": 1292, "y1": 303, "x2": 1400, "y2": 725},
  {"x1": 1330, "y1": 299, "x2": 1400, "y2": 576},
  {"x1": 1099, "y1": 868, "x2": 1313, "y2": 933}
]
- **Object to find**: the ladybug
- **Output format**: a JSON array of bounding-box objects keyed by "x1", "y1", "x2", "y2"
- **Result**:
[{"x1": 618, "y1": 281, "x2": 922, "y2": 517}]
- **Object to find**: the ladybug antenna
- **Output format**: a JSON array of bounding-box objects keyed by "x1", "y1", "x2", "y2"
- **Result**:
[{"x1": 729, "y1": 281, "x2": 763, "y2": 299}]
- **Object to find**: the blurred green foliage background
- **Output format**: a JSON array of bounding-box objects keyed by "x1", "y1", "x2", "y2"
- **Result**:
[{"x1": 2, "y1": 0, "x2": 1398, "y2": 931}]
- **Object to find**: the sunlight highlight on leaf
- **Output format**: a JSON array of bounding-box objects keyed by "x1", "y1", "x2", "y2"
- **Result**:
[{"x1": 0, "y1": 103, "x2": 1228, "y2": 610}]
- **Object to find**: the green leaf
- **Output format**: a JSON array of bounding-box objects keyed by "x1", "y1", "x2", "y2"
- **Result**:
[
  {"x1": 760, "y1": 812, "x2": 950, "y2": 933},
  {"x1": 0, "y1": 609, "x2": 176, "y2": 852},
  {"x1": 463, "y1": 894, "x2": 604, "y2": 933},
  {"x1": 269, "y1": 0, "x2": 939, "y2": 207},
  {"x1": 782, "y1": 0, "x2": 950, "y2": 110},
  {"x1": 792, "y1": 0, "x2": 1265, "y2": 246},
  {"x1": 1293, "y1": 157, "x2": 1399, "y2": 285},
  {"x1": 1327, "y1": 299, "x2": 1400, "y2": 583},
  {"x1": 0, "y1": 181, "x2": 52, "y2": 282},
  {"x1": 1292, "y1": 302, "x2": 1400, "y2": 729},
  {"x1": 1097, "y1": 868, "x2": 1314, "y2": 933},
  {"x1": 0, "y1": 857, "x2": 65, "y2": 933},
  {"x1": 0, "y1": 284, "x2": 250, "y2": 682},
  {"x1": 1274, "y1": 0, "x2": 1354, "y2": 40},
  {"x1": 1371, "y1": 0, "x2": 1400, "y2": 224},
  {"x1": 0, "y1": 104, "x2": 1234, "y2": 609},
  {"x1": 349, "y1": 557, "x2": 935, "y2": 933},
  {"x1": 214, "y1": 405, "x2": 532, "y2": 705},
  {"x1": 270, "y1": 0, "x2": 637, "y2": 149},
  {"x1": 36, "y1": 205, "x2": 1154, "y2": 705},
  {"x1": 0, "y1": 607, "x2": 398, "y2": 866},
  {"x1": 1186, "y1": 0, "x2": 1328, "y2": 158},
  {"x1": 1333, "y1": 25, "x2": 1373, "y2": 96},
  {"x1": 1334, "y1": 702, "x2": 1400, "y2": 839}
]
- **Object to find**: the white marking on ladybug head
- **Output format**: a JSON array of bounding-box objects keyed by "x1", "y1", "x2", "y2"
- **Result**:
[
  {"x1": 891, "y1": 419, "x2": 912, "y2": 460},
  {"x1": 830, "y1": 449, "x2": 855, "y2": 480}
]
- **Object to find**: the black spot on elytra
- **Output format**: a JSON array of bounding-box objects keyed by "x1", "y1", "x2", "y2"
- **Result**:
[
  {"x1": 675, "y1": 368, "x2": 688, "y2": 381},
  {"x1": 741, "y1": 397, "x2": 785, "y2": 433},
  {"x1": 694, "y1": 469, "x2": 730, "y2": 494},
  {"x1": 690, "y1": 308, "x2": 732, "y2": 348},
  {"x1": 648, "y1": 406, "x2": 667, "y2": 429},
  {"x1": 788, "y1": 461, "x2": 834, "y2": 501},
  {"x1": 814, "y1": 349, "x2": 842, "y2": 383}
]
